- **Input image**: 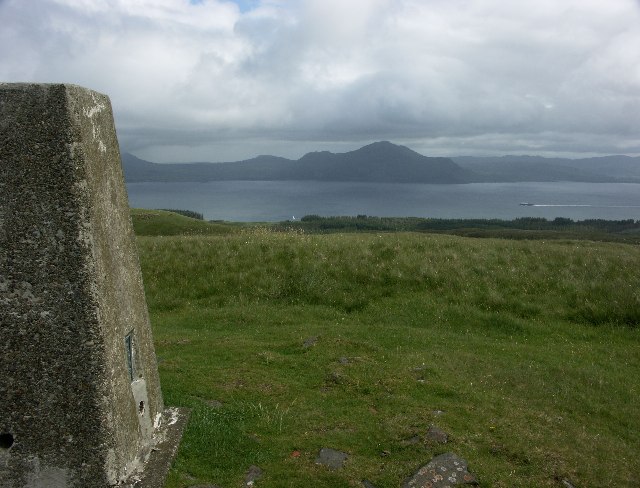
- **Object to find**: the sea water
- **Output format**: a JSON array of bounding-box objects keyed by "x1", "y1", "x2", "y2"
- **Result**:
[{"x1": 126, "y1": 181, "x2": 640, "y2": 222}]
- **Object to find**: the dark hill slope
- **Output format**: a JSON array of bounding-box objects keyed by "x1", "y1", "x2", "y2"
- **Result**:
[
  {"x1": 565, "y1": 155, "x2": 640, "y2": 180},
  {"x1": 123, "y1": 144, "x2": 640, "y2": 184},
  {"x1": 123, "y1": 141, "x2": 474, "y2": 183},
  {"x1": 122, "y1": 153, "x2": 296, "y2": 182},
  {"x1": 453, "y1": 155, "x2": 640, "y2": 182},
  {"x1": 291, "y1": 141, "x2": 472, "y2": 182}
]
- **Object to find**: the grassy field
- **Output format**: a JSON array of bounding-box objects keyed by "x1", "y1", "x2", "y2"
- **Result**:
[
  {"x1": 130, "y1": 208, "x2": 243, "y2": 236},
  {"x1": 132, "y1": 210, "x2": 640, "y2": 487}
]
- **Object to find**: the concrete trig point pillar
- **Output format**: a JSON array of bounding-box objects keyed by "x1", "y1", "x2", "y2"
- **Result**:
[{"x1": 0, "y1": 84, "x2": 187, "y2": 487}]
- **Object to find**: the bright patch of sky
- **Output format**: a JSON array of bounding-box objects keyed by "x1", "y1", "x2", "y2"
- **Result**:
[
  {"x1": 225, "y1": 0, "x2": 259, "y2": 12},
  {"x1": 1, "y1": 0, "x2": 640, "y2": 162}
]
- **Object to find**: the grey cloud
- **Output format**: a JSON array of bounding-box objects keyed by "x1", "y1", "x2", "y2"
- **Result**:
[{"x1": 1, "y1": 0, "x2": 639, "y2": 161}]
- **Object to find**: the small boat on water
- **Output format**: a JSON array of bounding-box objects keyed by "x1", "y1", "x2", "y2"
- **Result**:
[{"x1": 519, "y1": 202, "x2": 535, "y2": 206}]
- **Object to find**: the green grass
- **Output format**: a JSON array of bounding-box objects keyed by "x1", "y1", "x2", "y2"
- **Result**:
[
  {"x1": 131, "y1": 208, "x2": 239, "y2": 236},
  {"x1": 134, "y1": 213, "x2": 640, "y2": 487}
]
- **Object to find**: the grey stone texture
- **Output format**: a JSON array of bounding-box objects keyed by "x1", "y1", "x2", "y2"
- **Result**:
[
  {"x1": 0, "y1": 83, "x2": 181, "y2": 487},
  {"x1": 315, "y1": 448, "x2": 348, "y2": 470},
  {"x1": 303, "y1": 336, "x2": 318, "y2": 348},
  {"x1": 403, "y1": 452, "x2": 478, "y2": 487},
  {"x1": 243, "y1": 465, "x2": 263, "y2": 486},
  {"x1": 134, "y1": 407, "x2": 189, "y2": 488}
]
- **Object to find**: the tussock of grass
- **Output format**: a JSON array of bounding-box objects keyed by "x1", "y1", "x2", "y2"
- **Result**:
[{"x1": 137, "y1": 227, "x2": 640, "y2": 487}]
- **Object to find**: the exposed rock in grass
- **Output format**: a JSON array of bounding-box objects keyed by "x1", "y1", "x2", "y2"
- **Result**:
[
  {"x1": 244, "y1": 465, "x2": 263, "y2": 486},
  {"x1": 425, "y1": 425, "x2": 448, "y2": 444},
  {"x1": 339, "y1": 356, "x2": 350, "y2": 364},
  {"x1": 326, "y1": 371, "x2": 346, "y2": 385},
  {"x1": 362, "y1": 480, "x2": 378, "y2": 488},
  {"x1": 303, "y1": 336, "x2": 318, "y2": 348},
  {"x1": 315, "y1": 447, "x2": 348, "y2": 469},
  {"x1": 402, "y1": 452, "x2": 478, "y2": 487},
  {"x1": 561, "y1": 479, "x2": 576, "y2": 488},
  {"x1": 205, "y1": 399, "x2": 223, "y2": 409},
  {"x1": 401, "y1": 435, "x2": 422, "y2": 446}
]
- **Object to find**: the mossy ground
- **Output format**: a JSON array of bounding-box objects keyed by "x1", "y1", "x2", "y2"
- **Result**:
[{"x1": 133, "y1": 211, "x2": 640, "y2": 487}]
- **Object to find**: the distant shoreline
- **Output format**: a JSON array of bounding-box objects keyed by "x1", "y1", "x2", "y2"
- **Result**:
[{"x1": 126, "y1": 180, "x2": 640, "y2": 223}]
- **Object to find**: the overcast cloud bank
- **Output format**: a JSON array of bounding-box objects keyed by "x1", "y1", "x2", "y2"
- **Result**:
[{"x1": 2, "y1": 0, "x2": 640, "y2": 162}]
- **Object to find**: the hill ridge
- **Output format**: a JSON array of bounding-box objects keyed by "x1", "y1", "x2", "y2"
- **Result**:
[
  {"x1": 122, "y1": 142, "x2": 640, "y2": 183},
  {"x1": 122, "y1": 141, "x2": 473, "y2": 183}
]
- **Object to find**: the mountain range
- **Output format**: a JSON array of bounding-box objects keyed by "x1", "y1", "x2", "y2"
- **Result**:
[{"x1": 122, "y1": 141, "x2": 640, "y2": 184}]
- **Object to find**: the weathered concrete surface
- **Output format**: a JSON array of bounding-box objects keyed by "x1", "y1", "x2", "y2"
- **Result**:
[
  {"x1": 0, "y1": 83, "x2": 178, "y2": 487},
  {"x1": 135, "y1": 407, "x2": 190, "y2": 488}
]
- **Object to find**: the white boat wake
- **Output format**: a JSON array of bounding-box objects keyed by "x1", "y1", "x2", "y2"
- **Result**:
[{"x1": 527, "y1": 204, "x2": 640, "y2": 208}]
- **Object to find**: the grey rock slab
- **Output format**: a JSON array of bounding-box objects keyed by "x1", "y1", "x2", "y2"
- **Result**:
[
  {"x1": 244, "y1": 465, "x2": 263, "y2": 486},
  {"x1": 403, "y1": 452, "x2": 478, "y2": 487},
  {"x1": 315, "y1": 448, "x2": 348, "y2": 470}
]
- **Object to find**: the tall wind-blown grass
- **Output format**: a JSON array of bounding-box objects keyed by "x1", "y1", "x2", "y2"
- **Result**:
[{"x1": 137, "y1": 226, "x2": 640, "y2": 487}]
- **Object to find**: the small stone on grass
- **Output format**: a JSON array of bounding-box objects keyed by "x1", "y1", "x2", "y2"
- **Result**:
[
  {"x1": 303, "y1": 336, "x2": 318, "y2": 348},
  {"x1": 244, "y1": 465, "x2": 263, "y2": 486},
  {"x1": 315, "y1": 448, "x2": 348, "y2": 470}
]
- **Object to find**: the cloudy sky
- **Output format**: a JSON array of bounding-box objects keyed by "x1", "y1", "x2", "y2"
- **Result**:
[{"x1": 2, "y1": 0, "x2": 640, "y2": 162}]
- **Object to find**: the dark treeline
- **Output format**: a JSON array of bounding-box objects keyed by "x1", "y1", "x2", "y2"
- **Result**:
[{"x1": 275, "y1": 215, "x2": 640, "y2": 242}]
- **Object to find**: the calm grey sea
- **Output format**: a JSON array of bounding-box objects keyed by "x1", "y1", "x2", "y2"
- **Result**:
[{"x1": 126, "y1": 181, "x2": 640, "y2": 222}]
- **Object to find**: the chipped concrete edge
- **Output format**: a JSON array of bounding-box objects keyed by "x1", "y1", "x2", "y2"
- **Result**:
[{"x1": 124, "y1": 407, "x2": 190, "y2": 488}]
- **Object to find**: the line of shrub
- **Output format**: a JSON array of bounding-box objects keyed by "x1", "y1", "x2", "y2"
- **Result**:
[{"x1": 275, "y1": 215, "x2": 640, "y2": 242}]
